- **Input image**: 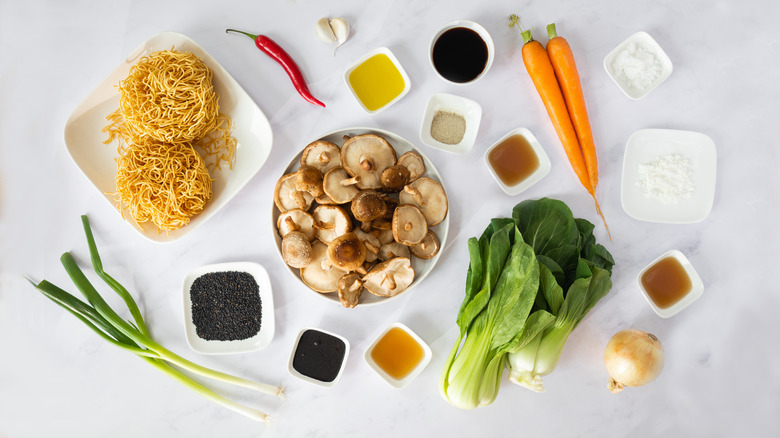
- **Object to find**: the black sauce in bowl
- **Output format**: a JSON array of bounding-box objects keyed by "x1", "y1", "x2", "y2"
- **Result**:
[
  {"x1": 292, "y1": 329, "x2": 347, "y2": 383},
  {"x1": 432, "y1": 27, "x2": 489, "y2": 83}
]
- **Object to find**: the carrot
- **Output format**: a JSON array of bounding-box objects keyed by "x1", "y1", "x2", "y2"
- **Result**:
[
  {"x1": 508, "y1": 17, "x2": 610, "y2": 237},
  {"x1": 546, "y1": 23, "x2": 599, "y2": 190}
]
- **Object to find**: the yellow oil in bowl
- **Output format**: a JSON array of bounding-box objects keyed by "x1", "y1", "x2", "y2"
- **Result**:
[{"x1": 347, "y1": 50, "x2": 408, "y2": 113}]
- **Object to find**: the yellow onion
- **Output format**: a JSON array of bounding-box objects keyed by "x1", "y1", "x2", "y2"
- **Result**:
[{"x1": 604, "y1": 329, "x2": 664, "y2": 393}]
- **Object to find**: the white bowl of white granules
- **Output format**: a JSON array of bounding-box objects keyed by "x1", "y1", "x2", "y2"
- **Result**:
[{"x1": 604, "y1": 31, "x2": 673, "y2": 99}]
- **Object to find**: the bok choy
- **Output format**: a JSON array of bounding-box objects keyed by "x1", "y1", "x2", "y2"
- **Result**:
[
  {"x1": 440, "y1": 198, "x2": 614, "y2": 408},
  {"x1": 29, "y1": 216, "x2": 283, "y2": 423}
]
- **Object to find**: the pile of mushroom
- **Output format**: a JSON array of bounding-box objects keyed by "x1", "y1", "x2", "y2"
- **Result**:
[{"x1": 275, "y1": 133, "x2": 448, "y2": 308}]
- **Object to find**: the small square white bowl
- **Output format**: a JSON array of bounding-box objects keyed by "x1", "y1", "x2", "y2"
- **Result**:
[
  {"x1": 621, "y1": 129, "x2": 717, "y2": 223},
  {"x1": 344, "y1": 47, "x2": 411, "y2": 114},
  {"x1": 484, "y1": 128, "x2": 551, "y2": 196},
  {"x1": 182, "y1": 262, "x2": 274, "y2": 355},
  {"x1": 420, "y1": 93, "x2": 482, "y2": 154},
  {"x1": 364, "y1": 323, "x2": 432, "y2": 389},
  {"x1": 604, "y1": 31, "x2": 673, "y2": 99},
  {"x1": 637, "y1": 250, "x2": 704, "y2": 318},
  {"x1": 288, "y1": 328, "x2": 350, "y2": 388}
]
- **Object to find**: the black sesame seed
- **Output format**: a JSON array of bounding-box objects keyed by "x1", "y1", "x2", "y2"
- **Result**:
[{"x1": 190, "y1": 271, "x2": 262, "y2": 341}]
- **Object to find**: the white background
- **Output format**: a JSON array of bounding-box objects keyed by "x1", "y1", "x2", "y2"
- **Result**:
[{"x1": 1, "y1": 0, "x2": 778, "y2": 436}]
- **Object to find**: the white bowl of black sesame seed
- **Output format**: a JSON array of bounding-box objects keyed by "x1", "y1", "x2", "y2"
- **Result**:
[{"x1": 182, "y1": 262, "x2": 275, "y2": 354}]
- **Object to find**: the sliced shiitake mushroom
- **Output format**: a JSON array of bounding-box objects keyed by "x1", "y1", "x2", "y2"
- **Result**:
[
  {"x1": 378, "y1": 242, "x2": 411, "y2": 262},
  {"x1": 274, "y1": 173, "x2": 315, "y2": 213},
  {"x1": 399, "y1": 177, "x2": 448, "y2": 226},
  {"x1": 380, "y1": 165, "x2": 410, "y2": 193},
  {"x1": 281, "y1": 231, "x2": 312, "y2": 269},
  {"x1": 300, "y1": 241, "x2": 346, "y2": 293},
  {"x1": 351, "y1": 190, "x2": 387, "y2": 231},
  {"x1": 337, "y1": 273, "x2": 364, "y2": 309},
  {"x1": 295, "y1": 165, "x2": 325, "y2": 198},
  {"x1": 340, "y1": 134, "x2": 397, "y2": 189},
  {"x1": 301, "y1": 140, "x2": 341, "y2": 174},
  {"x1": 392, "y1": 204, "x2": 428, "y2": 246},
  {"x1": 323, "y1": 166, "x2": 360, "y2": 204},
  {"x1": 277, "y1": 209, "x2": 315, "y2": 241},
  {"x1": 372, "y1": 228, "x2": 395, "y2": 245},
  {"x1": 312, "y1": 205, "x2": 353, "y2": 244},
  {"x1": 397, "y1": 151, "x2": 426, "y2": 182},
  {"x1": 362, "y1": 257, "x2": 415, "y2": 298},
  {"x1": 410, "y1": 230, "x2": 441, "y2": 260},
  {"x1": 327, "y1": 232, "x2": 367, "y2": 272}
]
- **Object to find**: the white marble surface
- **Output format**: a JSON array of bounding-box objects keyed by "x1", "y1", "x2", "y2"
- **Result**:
[{"x1": 1, "y1": 0, "x2": 778, "y2": 436}]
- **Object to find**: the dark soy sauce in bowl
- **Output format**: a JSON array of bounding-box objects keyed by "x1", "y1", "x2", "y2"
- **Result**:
[{"x1": 432, "y1": 27, "x2": 489, "y2": 83}]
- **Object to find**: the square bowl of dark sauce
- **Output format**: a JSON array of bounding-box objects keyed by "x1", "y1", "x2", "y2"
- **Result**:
[
  {"x1": 288, "y1": 328, "x2": 350, "y2": 387},
  {"x1": 182, "y1": 262, "x2": 275, "y2": 354},
  {"x1": 430, "y1": 20, "x2": 494, "y2": 85}
]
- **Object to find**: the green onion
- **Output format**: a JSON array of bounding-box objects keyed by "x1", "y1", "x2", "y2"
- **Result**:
[{"x1": 29, "y1": 215, "x2": 283, "y2": 423}]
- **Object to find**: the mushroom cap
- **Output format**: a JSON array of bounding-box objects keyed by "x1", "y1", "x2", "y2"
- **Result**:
[
  {"x1": 323, "y1": 166, "x2": 360, "y2": 204},
  {"x1": 380, "y1": 165, "x2": 410, "y2": 193},
  {"x1": 301, "y1": 140, "x2": 341, "y2": 174},
  {"x1": 337, "y1": 273, "x2": 364, "y2": 309},
  {"x1": 274, "y1": 173, "x2": 315, "y2": 213},
  {"x1": 354, "y1": 229, "x2": 381, "y2": 263},
  {"x1": 277, "y1": 209, "x2": 315, "y2": 241},
  {"x1": 392, "y1": 204, "x2": 428, "y2": 246},
  {"x1": 350, "y1": 190, "x2": 387, "y2": 223},
  {"x1": 312, "y1": 204, "x2": 353, "y2": 244},
  {"x1": 378, "y1": 242, "x2": 411, "y2": 261},
  {"x1": 397, "y1": 151, "x2": 426, "y2": 182},
  {"x1": 362, "y1": 257, "x2": 415, "y2": 297},
  {"x1": 410, "y1": 230, "x2": 441, "y2": 260},
  {"x1": 295, "y1": 165, "x2": 325, "y2": 197},
  {"x1": 398, "y1": 177, "x2": 448, "y2": 226},
  {"x1": 300, "y1": 241, "x2": 347, "y2": 293},
  {"x1": 281, "y1": 231, "x2": 313, "y2": 269},
  {"x1": 327, "y1": 232, "x2": 367, "y2": 272},
  {"x1": 340, "y1": 134, "x2": 397, "y2": 189}
]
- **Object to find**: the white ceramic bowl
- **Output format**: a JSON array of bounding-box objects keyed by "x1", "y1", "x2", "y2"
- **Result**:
[
  {"x1": 604, "y1": 31, "x2": 673, "y2": 99},
  {"x1": 344, "y1": 47, "x2": 411, "y2": 114},
  {"x1": 621, "y1": 129, "x2": 717, "y2": 223},
  {"x1": 182, "y1": 262, "x2": 275, "y2": 355},
  {"x1": 429, "y1": 20, "x2": 494, "y2": 85},
  {"x1": 364, "y1": 323, "x2": 432, "y2": 389},
  {"x1": 420, "y1": 93, "x2": 482, "y2": 154},
  {"x1": 288, "y1": 327, "x2": 350, "y2": 388},
  {"x1": 63, "y1": 32, "x2": 273, "y2": 243},
  {"x1": 484, "y1": 128, "x2": 551, "y2": 196},
  {"x1": 637, "y1": 250, "x2": 704, "y2": 318},
  {"x1": 272, "y1": 127, "x2": 449, "y2": 307}
]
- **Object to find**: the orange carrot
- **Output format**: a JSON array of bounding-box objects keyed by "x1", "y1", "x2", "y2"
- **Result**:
[{"x1": 546, "y1": 23, "x2": 599, "y2": 190}]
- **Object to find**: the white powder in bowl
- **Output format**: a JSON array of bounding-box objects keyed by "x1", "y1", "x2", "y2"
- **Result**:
[
  {"x1": 611, "y1": 42, "x2": 662, "y2": 91},
  {"x1": 637, "y1": 154, "x2": 695, "y2": 204}
]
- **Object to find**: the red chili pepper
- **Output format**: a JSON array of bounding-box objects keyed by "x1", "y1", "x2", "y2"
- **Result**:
[{"x1": 226, "y1": 29, "x2": 325, "y2": 108}]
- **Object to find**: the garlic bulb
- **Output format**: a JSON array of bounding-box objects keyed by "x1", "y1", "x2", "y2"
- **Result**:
[{"x1": 315, "y1": 17, "x2": 350, "y2": 55}]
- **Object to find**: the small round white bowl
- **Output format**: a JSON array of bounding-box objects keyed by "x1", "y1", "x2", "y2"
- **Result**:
[
  {"x1": 429, "y1": 20, "x2": 494, "y2": 85},
  {"x1": 182, "y1": 262, "x2": 275, "y2": 355},
  {"x1": 484, "y1": 128, "x2": 551, "y2": 196},
  {"x1": 419, "y1": 93, "x2": 482, "y2": 154},
  {"x1": 344, "y1": 47, "x2": 411, "y2": 114},
  {"x1": 364, "y1": 322, "x2": 432, "y2": 389},
  {"x1": 604, "y1": 31, "x2": 673, "y2": 100},
  {"x1": 637, "y1": 250, "x2": 704, "y2": 318}
]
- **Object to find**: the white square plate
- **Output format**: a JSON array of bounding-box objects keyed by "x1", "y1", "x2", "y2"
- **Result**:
[
  {"x1": 604, "y1": 31, "x2": 673, "y2": 99},
  {"x1": 182, "y1": 262, "x2": 275, "y2": 355},
  {"x1": 420, "y1": 93, "x2": 482, "y2": 154},
  {"x1": 63, "y1": 31, "x2": 273, "y2": 243},
  {"x1": 621, "y1": 129, "x2": 716, "y2": 223}
]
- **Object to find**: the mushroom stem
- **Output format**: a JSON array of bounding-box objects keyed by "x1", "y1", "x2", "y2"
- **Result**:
[
  {"x1": 318, "y1": 151, "x2": 331, "y2": 164},
  {"x1": 284, "y1": 216, "x2": 301, "y2": 232},
  {"x1": 360, "y1": 156, "x2": 375, "y2": 171},
  {"x1": 314, "y1": 220, "x2": 336, "y2": 230},
  {"x1": 403, "y1": 186, "x2": 426, "y2": 206},
  {"x1": 292, "y1": 191, "x2": 308, "y2": 209},
  {"x1": 341, "y1": 176, "x2": 361, "y2": 186},
  {"x1": 380, "y1": 272, "x2": 397, "y2": 290}
]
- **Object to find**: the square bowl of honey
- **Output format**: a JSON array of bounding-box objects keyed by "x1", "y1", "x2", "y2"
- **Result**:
[
  {"x1": 637, "y1": 250, "x2": 704, "y2": 318},
  {"x1": 484, "y1": 128, "x2": 551, "y2": 196},
  {"x1": 364, "y1": 322, "x2": 432, "y2": 389}
]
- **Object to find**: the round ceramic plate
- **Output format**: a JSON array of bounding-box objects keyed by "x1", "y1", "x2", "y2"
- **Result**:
[{"x1": 272, "y1": 127, "x2": 450, "y2": 307}]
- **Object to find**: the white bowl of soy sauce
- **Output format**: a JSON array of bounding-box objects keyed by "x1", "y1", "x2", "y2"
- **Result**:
[{"x1": 430, "y1": 20, "x2": 494, "y2": 85}]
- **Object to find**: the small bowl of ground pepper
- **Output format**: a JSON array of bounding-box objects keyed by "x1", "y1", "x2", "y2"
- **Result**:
[
  {"x1": 420, "y1": 93, "x2": 482, "y2": 154},
  {"x1": 182, "y1": 262, "x2": 275, "y2": 355}
]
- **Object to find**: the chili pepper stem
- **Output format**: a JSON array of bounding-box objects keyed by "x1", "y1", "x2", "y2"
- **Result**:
[{"x1": 225, "y1": 29, "x2": 258, "y2": 40}]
